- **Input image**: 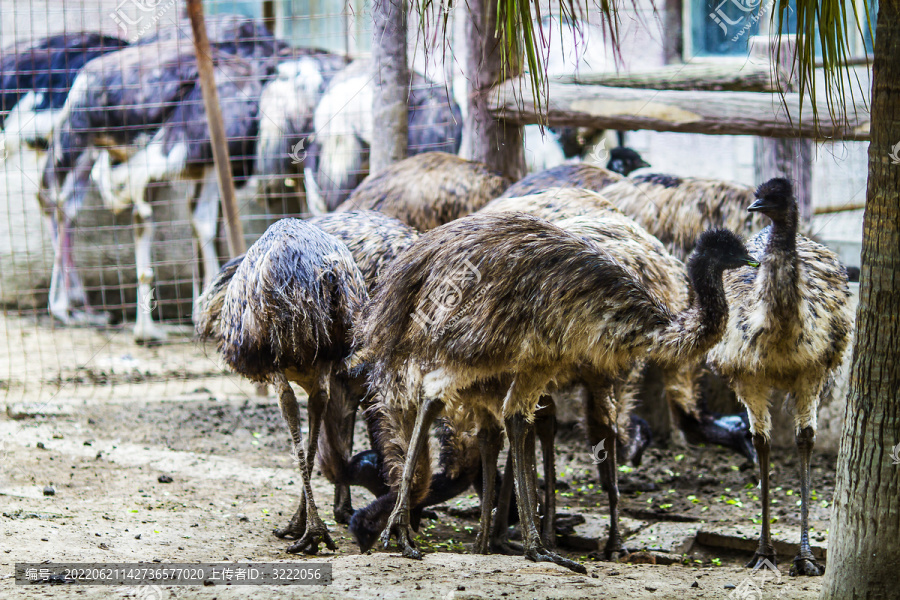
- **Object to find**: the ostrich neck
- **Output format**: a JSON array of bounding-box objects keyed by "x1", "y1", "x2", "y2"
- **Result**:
[{"x1": 760, "y1": 209, "x2": 800, "y2": 325}]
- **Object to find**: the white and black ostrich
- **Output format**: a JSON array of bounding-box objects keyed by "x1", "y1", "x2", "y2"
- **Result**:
[
  {"x1": 304, "y1": 60, "x2": 464, "y2": 213},
  {"x1": 354, "y1": 212, "x2": 758, "y2": 572},
  {"x1": 0, "y1": 32, "x2": 127, "y2": 155},
  {"x1": 335, "y1": 152, "x2": 511, "y2": 231},
  {"x1": 196, "y1": 218, "x2": 368, "y2": 553},
  {"x1": 706, "y1": 179, "x2": 852, "y2": 576},
  {"x1": 39, "y1": 17, "x2": 285, "y2": 341}
]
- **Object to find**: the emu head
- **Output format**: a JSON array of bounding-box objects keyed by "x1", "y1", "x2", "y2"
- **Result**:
[{"x1": 607, "y1": 147, "x2": 650, "y2": 176}]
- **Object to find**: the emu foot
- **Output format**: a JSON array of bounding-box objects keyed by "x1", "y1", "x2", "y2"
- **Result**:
[
  {"x1": 274, "y1": 503, "x2": 306, "y2": 540},
  {"x1": 380, "y1": 507, "x2": 420, "y2": 559},
  {"x1": 603, "y1": 538, "x2": 630, "y2": 562},
  {"x1": 790, "y1": 555, "x2": 823, "y2": 577},
  {"x1": 525, "y1": 545, "x2": 587, "y2": 574},
  {"x1": 55, "y1": 308, "x2": 112, "y2": 328},
  {"x1": 745, "y1": 550, "x2": 777, "y2": 570},
  {"x1": 490, "y1": 538, "x2": 523, "y2": 555},
  {"x1": 286, "y1": 519, "x2": 337, "y2": 555},
  {"x1": 333, "y1": 502, "x2": 354, "y2": 526}
]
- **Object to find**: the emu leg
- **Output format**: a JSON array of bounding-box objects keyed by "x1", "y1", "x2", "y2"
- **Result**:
[
  {"x1": 132, "y1": 205, "x2": 167, "y2": 344},
  {"x1": 535, "y1": 401, "x2": 557, "y2": 549},
  {"x1": 273, "y1": 374, "x2": 307, "y2": 541},
  {"x1": 791, "y1": 426, "x2": 823, "y2": 576},
  {"x1": 381, "y1": 395, "x2": 444, "y2": 559},
  {"x1": 489, "y1": 452, "x2": 521, "y2": 554},
  {"x1": 596, "y1": 420, "x2": 626, "y2": 560},
  {"x1": 287, "y1": 386, "x2": 336, "y2": 554},
  {"x1": 329, "y1": 383, "x2": 360, "y2": 525},
  {"x1": 474, "y1": 421, "x2": 502, "y2": 554},
  {"x1": 506, "y1": 413, "x2": 586, "y2": 574},
  {"x1": 746, "y1": 433, "x2": 777, "y2": 569}
]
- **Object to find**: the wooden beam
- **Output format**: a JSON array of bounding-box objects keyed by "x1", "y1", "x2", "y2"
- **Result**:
[
  {"x1": 553, "y1": 62, "x2": 786, "y2": 93},
  {"x1": 490, "y1": 79, "x2": 870, "y2": 141}
]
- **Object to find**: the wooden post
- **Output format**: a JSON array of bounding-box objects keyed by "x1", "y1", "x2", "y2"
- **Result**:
[
  {"x1": 371, "y1": 0, "x2": 409, "y2": 174},
  {"x1": 461, "y1": 0, "x2": 525, "y2": 181},
  {"x1": 186, "y1": 0, "x2": 246, "y2": 258},
  {"x1": 750, "y1": 35, "x2": 814, "y2": 221},
  {"x1": 663, "y1": 0, "x2": 683, "y2": 65}
]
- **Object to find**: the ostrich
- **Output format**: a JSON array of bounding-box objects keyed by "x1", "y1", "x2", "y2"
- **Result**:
[
  {"x1": 335, "y1": 152, "x2": 512, "y2": 231},
  {"x1": 252, "y1": 51, "x2": 350, "y2": 210},
  {"x1": 354, "y1": 212, "x2": 758, "y2": 572},
  {"x1": 499, "y1": 148, "x2": 649, "y2": 199},
  {"x1": 0, "y1": 32, "x2": 127, "y2": 155},
  {"x1": 705, "y1": 179, "x2": 852, "y2": 576},
  {"x1": 305, "y1": 60, "x2": 464, "y2": 213},
  {"x1": 41, "y1": 18, "x2": 285, "y2": 340},
  {"x1": 196, "y1": 218, "x2": 368, "y2": 552}
]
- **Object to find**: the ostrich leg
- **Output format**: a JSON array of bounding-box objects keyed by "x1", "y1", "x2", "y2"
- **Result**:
[
  {"x1": 791, "y1": 425, "x2": 823, "y2": 576},
  {"x1": 380, "y1": 394, "x2": 445, "y2": 559},
  {"x1": 191, "y1": 167, "x2": 221, "y2": 294},
  {"x1": 747, "y1": 432, "x2": 777, "y2": 568},
  {"x1": 506, "y1": 412, "x2": 586, "y2": 574},
  {"x1": 474, "y1": 420, "x2": 502, "y2": 554},
  {"x1": 131, "y1": 203, "x2": 167, "y2": 343}
]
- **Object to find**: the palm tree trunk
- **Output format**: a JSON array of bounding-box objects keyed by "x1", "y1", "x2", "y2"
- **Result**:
[
  {"x1": 820, "y1": 2, "x2": 900, "y2": 597},
  {"x1": 371, "y1": 0, "x2": 409, "y2": 174},
  {"x1": 461, "y1": 0, "x2": 525, "y2": 180}
]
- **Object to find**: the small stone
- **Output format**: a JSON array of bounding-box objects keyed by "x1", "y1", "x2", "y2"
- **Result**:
[
  {"x1": 645, "y1": 586, "x2": 657, "y2": 592},
  {"x1": 99, "y1": 543, "x2": 109, "y2": 550},
  {"x1": 43, "y1": 486, "x2": 55, "y2": 496},
  {"x1": 83, "y1": 440, "x2": 92, "y2": 446},
  {"x1": 237, "y1": 514, "x2": 249, "y2": 522},
  {"x1": 36, "y1": 442, "x2": 45, "y2": 449},
  {"x1": 157, "y1": 475, "x2": 173, "y2": 484},
  {"x1": 95, "y1": 533, "x2": 101, "y2": 537},
  {"x1": 203, "y1": 579, "x2": 214, "y2": 586},
  {"x1": 724, "y1": 584, "x2": 736, "y2": 589},
  {"x1": 691, "y1": 581, "x2": 699, "y2": 588},
  {"x1": 135, "y1": 534, "x2": 142, "y2": 540},
  {"x1": 41, "y1": 538, "x2": 49, "y2": 542},
  {"x1": 457, "y1": 585, "x2": 466, "y2": 591}
]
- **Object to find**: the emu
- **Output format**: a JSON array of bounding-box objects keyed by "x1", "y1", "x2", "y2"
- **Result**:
[
  {"x1": 706, "y1": 179, "x2": 852, "y2": 576},
  {"x1": 500, "y1": 148, "x2": 649, "y2": 199},
  {"x1": 355, "y1": 212, "x2": 758, "y2": 572},
  {"x1": 196, "y1": 218, "x2": 368, "y2": 553},
  {"x1": 335, "y1": 152, "x2": 511, "y2": 231}
]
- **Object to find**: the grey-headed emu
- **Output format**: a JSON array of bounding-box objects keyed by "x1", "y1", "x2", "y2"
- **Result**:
[
  {"x1": 196, "y1": 219, "x2": 367, "y2": 553},
  {"x1": 355, "y1": 212, "x2": 758, "y2": 573},
  {"x1": 706, "y1": 179, "x2": 852, "y2": 576}
]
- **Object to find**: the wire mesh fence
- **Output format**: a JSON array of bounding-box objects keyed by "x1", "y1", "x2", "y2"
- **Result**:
[{"x1": 0, "y1": 0, "x2": 464, "y2": 407}]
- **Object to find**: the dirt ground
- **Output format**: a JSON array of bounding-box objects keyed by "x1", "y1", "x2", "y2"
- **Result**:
[{"x1": 0, "y1": 313, "x2": 830, "y2": 599}]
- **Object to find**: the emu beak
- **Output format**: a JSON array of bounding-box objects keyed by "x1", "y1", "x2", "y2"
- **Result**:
[
  {"x1": 745, "y1": 257, "x2": 761, "y2": 268},
  {"x1": 747, "y1": 197, "x2": 773, "y2": 213},
  {"x1": 638, "y1": 160, "x2": 651, "y2": 169}
]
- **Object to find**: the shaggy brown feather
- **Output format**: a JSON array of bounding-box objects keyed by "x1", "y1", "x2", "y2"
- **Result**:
[
  {"x1": 498, "y1": 163, "x2": 625, "y2": 199},
  {"x1": 335, "y1": 152, "x2": 511, "y2": 231}
]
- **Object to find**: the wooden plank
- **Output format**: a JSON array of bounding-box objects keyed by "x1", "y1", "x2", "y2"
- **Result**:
[
  {"x1": 553, "y1": 62, "x2": 786, "y2": 93},
  {"x1": 490, "y1": 79, "x2": 870, "y2": 141}
]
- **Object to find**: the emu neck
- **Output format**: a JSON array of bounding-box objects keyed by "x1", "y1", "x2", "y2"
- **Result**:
[
  {"x1": 760, "y1": 207, "x2": 800, "y2": 325},
  {"x1": 688, "y1": 260, "x2": 729, "y2": 346}
]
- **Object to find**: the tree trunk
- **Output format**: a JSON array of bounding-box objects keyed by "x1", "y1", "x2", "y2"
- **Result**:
[
  {"x1": 371, "y1": 0, "x2": 409, "y2": 174},
  {"x1": 820, "y1": 2, "x2": 900, "y2": 598},
  {"x1": 461, "y1": 0, "x2": 525, "y2": 180},
  {"x1": 662, "y1": 0, "x2": 682, "y2": 65}
]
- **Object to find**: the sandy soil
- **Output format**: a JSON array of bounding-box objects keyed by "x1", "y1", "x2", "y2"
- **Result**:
[{"x1": 0, "y1": 313, "x2": 829, "y2": 599}]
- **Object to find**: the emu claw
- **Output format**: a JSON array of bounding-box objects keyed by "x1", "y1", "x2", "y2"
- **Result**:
[
  {"x1": 333, "y1": 505, "x2": 354, "y2": 526},
  {"x1": 489, "y1": 538, "x2": 523, "y2": 555},
  {"x1": 603, "y1": 542, "x2": 630, "y2": 562},
  {"x1": 526, "y1": 547, "x2": 587, "y2": 574},
  {"x1": 745, "y1": 550, "x2": 777, "y2": 570},
  {"x1": 274, "y1": 504, "x2": 307, "y2": 540},
  {"x1": 286, "y1": 523, "x2": 336, "y2": 555},
  {"x1": 790, "y1": 556, "x2": 823, "y2": 576},
  {"x1": 380, "y1": 509, "x2": 420, "y2": 559}
]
